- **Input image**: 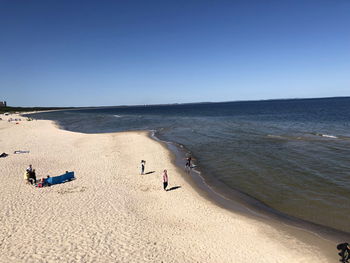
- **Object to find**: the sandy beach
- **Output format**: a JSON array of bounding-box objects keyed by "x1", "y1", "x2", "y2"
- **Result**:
[{"x1": 0, "y1": 113, "x2": 336, "y2": 262}]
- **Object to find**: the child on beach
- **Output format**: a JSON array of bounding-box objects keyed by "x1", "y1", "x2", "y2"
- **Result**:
[
  {"x1": 162, "y1": 170, "x2": 168, "y2": 191},
  {"x1": 140, "y1": 160, "x2": 146, "y2": 175}
]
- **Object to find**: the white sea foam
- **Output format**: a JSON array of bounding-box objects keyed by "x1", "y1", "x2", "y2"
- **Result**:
[
  {"x1": 315, "y1": 133, "x2": 338, "y2": 139},
  {"x1": 114, "y1": 115, "x2": 122, "y2": 118},
  {"x1": 321, "y1": 134, "x2": 338, "y2": 139}
]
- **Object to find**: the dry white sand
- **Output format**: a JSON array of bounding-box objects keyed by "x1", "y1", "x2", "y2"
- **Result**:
[{"x1": 0, "y1": 114, "x2": 334, "y2": 262}]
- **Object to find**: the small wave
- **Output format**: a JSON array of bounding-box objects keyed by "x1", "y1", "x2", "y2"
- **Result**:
[
  {"x1": 267, "y1": 134, "x2": 283, "y2": 138},
  {"x1": 268, "y1": 134, "x2": 338, "y2": 141},
  {"x1": 314, "y1": 133, "x2": 338, "y2": 139},
  {"x1": 113, "y1": 115, "x2": 122, "y2": 118},
  {"x1": 150, "y1": 130, "x2": 156, "y2": 137},
  {"x1": 267, "y1": 134, "x2": 296, "y2": 140}
]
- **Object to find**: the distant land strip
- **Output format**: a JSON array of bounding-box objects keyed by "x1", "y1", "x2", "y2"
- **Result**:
[{"x1": 0, "y1": 106, "x2": 74, "y2": 114}]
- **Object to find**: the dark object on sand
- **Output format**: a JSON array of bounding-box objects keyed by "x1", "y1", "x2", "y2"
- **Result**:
[
  {"x1": 14, "y1": 150, "x2": 30, "y2": 154},
  {"x1": 337, "y1": 243, "x2": 350, "y2": 263},
  {"x1": 0, "y1": 152, "x2": 8, "y2": 158}
]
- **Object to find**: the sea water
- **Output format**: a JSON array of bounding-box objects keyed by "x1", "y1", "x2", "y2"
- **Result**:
[{"x1": 29, "y1": 97, "x2": 350, "y2": 233}]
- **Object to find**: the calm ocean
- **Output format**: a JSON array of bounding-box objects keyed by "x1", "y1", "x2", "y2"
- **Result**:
[{"x1": 30, "y1": 97, "x2": 350, "y2": 234}]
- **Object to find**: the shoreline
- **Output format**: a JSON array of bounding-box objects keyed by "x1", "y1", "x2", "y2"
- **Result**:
[
  {"x1": 0, "y1": 112, "x2": 339, "y2": 262},
  {"x1": 152, "y1": 129, "x2": 350, "y2": 239},
  {"x1": 150, "y1": 130, "x2": 349, "y2": 257}
]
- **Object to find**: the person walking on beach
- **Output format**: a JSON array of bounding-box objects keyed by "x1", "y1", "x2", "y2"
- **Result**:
[
  {"x1": 140, "y1": 160, "x2": 146, "y2": 175},
  {"x1": 162, "y1": 169, "x2": 168, "y2": 191}
]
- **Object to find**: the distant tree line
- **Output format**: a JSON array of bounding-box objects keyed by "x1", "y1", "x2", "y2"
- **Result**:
[{"x1": 0, "y1": 106, "x2": 73, "y2": 114}]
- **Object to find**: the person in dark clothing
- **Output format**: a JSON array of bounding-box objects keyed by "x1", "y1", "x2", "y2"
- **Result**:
[
  {"x1": 30, "y1": 169, "x2": 37, "y2": 184},
  {"x1": 185, "y1": 157, "x2": 191, "y2": 168},
  {"x1": 337, "y1": 243, "x2": 350, "y2": 263},
  {"x1": 140, "y1": 160, "x2": 146, "y2": 175},
  {"x1": 28, "y1": 169, "x2": 37, "y2": 185},
  {"x1": 185, "y1": 156, "x2": 194, "y2": 169}
]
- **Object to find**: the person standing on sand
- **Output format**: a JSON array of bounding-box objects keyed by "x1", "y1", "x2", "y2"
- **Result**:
[
  {"x1": 162, "y1": 169, "x2": 168, "y2": 191},
  {"x1": 140, "y1": 160, "x2": 146, "y2": 175}
]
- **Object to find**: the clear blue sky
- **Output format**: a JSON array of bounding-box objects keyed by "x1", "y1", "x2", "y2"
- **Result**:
[{"x1": 0, "y1": 0, "x2": 349, "y2": 107}]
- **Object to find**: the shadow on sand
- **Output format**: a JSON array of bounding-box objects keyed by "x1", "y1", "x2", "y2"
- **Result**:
[
  {"x1": 145, "y1": 171, "x2": 155, "y2": 175},
  {"x1": 166, "y1": 186, "x2": 181, "y2": 192}
]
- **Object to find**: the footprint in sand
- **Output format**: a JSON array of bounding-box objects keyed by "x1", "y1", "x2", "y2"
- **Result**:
[
  {"x1": 140, "y1": 187, "x2": 150, "y2": 192},
  {"x1": 57, "y1": 186, "x2": 87, "y2": 194}
]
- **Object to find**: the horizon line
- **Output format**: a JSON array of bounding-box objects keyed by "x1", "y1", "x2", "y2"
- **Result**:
[{"x1": 5, "y1": 95, "x2": 350, "y2": 109}]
